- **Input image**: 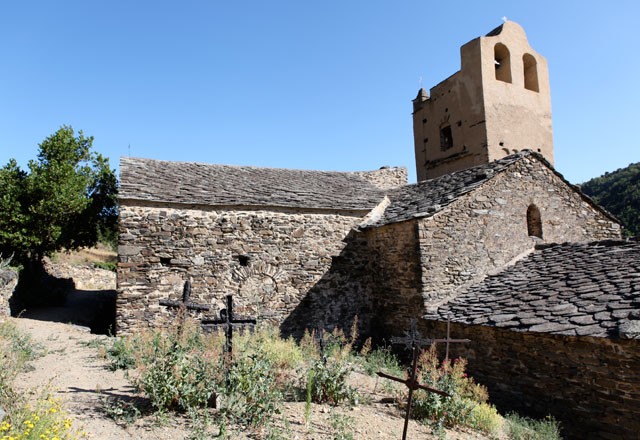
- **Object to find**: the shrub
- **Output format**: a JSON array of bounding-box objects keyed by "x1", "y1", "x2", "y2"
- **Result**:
[
  {"x1": 469, "y1": 402, "x2": 503, "y2": 436},
  {"x1": 106, "y1": 336, "x2": 136, "y2": 371},
  {"x1": 132, "y1": 323, "x2": 223, "y2": 412},
  {"x1": 307, "y1": 357, "x2": 358, "y2": 405},
  {"x1": 411, "y1": 345, "x2": 489, "y2": 432},
  {"x1": 505, "y1": 413, "x2": 562, "y2": 440},
  {"x1": 221, "y1": 350, "x2": 282, "y2": 427},
  {"x1": 0, "y1": 394, "x2": 83, "y2": 440},
  {"x1": 93, "y1": 261, "x2": 116, "y2": 272},
  {"x1": 235, "y1": 326, "x2": 304, "y2": 397},
  {"x1": 360, "y1": 345, "x2": 403, "y2": 377}
]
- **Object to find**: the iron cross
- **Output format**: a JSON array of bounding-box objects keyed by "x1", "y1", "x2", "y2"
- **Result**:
[
  {"x1": 200, "y1": 295, "x2": 256, "y2": 355},
  {"x1": 159, "y1": 280, "x2": 211, "y2": 312},
  {"x1": 159, "y1": 280, "x2": 211, "y2": 334},
  {"x1": 377, "y1": 319, "x2": 449, "y2": 440}
]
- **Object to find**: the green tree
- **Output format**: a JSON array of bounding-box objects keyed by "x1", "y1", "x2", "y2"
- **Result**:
[
  {"x1": 581, "y1": 162, "x2": 640, "y2": 237},
  {"x1": 0, "y1": 126, "x2": 117, "y2": 282}
]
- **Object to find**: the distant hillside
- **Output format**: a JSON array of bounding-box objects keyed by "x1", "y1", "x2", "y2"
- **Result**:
[{"x1": 580, "y1": 162, "x2": 640, "y2": 237}]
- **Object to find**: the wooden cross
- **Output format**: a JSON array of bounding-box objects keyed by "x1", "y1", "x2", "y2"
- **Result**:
[
  {"x1": 313, "y1": 325, "x2": 328, "y2": 364},
  {"x1": 159, "y1": 280, "x2": 211, "y2": 333},
  {"x1": 437, "y1": 319, "x2": 470, "y2": 362},
  {"x1": 200, "y1": 295, "x2": 256, "y2": 355},
  {"x1": 377, "y1": 319, "x2": 449, "y2": 440}
]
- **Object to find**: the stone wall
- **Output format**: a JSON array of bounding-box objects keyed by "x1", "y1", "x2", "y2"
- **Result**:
[
  {"x1": 0, "y1": 268, "x2": 18, "y2": 317},
  {"x1": 117, "y1": 204, "x2": 368, "y2": 334},
  {"x1": 420, "y1": 320, "x2": 640, "y2": 440},
  {"x1": 363, "y1": 221, "x2": 423, "y2": 342},
  {"x1": 416, "y1": 158, "x2": 620, "y2": 304},
  {"x1": 353, "y1": 166, "x2": 408, "y2": 190}
]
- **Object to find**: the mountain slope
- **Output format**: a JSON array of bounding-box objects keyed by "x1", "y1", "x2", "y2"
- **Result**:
[{"x1": 580, "y1": 162, "x2": 640, "y2": 237}]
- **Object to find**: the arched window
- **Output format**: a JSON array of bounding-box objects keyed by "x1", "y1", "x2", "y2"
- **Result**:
[
  {"x1": 523, "y1": 54, "x2": 539, "y2": 92},
  {"x1": 494, "y1": 43, "x2": 512, "y2": 83},
  {"x1": 527, "y1": 204, "x2": 543, "y2": 238},
  {"x1": 440, "y1": 124, "x2": 453, "y2": 151}
]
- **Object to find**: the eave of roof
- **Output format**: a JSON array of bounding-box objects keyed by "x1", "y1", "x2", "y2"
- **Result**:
[
  {"x1": 426, "y1": 240, "x2": 640, "y2": 339},
  {"x1": 360, "y1": 151, "x2": 620, "y2": 229},
  {"x1": 119, "y1": 157, "x2": 387, "y2": 212}
]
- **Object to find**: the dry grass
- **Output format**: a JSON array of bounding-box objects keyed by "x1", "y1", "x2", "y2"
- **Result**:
[{"x1": 52, "y1": 245, "x2": 116, "y2": 266}]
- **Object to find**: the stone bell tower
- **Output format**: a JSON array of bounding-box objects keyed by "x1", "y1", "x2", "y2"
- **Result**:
[{"x1": 413, "y1": 21, "x2": 553, "y2": 181}]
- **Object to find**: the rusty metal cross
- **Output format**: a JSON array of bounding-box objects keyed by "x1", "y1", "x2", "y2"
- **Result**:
[
  {"x1": 377, "y1": 319, "x2": 450, "y2": 440},
  {"x1": 200, "y1": 295, "x2": 256, "y2": 355},
  {"x1": 378, "y1": 319, "x2": 471, "y2": 440}
]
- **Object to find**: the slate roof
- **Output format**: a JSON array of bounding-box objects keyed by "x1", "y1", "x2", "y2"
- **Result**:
[
  {"x1": 119, "y1": 157, "x2": 386, "y2": 211},
  {"x1": 361, "y1": 152, "x2": 529, "y2": 228},
  {"x1": 427, "y1": 240, "x2": 640, "y2": 338}
]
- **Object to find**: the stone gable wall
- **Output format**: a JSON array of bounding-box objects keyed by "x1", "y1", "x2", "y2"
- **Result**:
[
  {"x1": 117, "y1": 204, "x2": 367, "y2": 334},
  {"x1": 417, "y1": 158, "x2": 621, "y2": 304},
  {"x1": 353, "y1": 166, "x2": 408, "y2": 190},
  {"x1": 421, "y1": 320, "x2": 640, "y2": 440}
]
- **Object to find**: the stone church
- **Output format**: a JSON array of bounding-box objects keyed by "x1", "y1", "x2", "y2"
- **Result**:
[{"x1": 118, "y1": 22, "x2": 638, "y2": 439}]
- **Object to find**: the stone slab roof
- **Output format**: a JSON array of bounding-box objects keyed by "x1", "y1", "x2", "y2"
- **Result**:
[
  {"x1": 362, "y1": 153, "x2": 525, "y2": 228},
  {"x1": 119, "y1": 157, "x2": 387, "y2": 211},
  {"x1": 361, "y1": 151, "x2": 618, "y2": 229},
  {"x1": 427, "y1": 240, "x2": 640, "y2": 339}
]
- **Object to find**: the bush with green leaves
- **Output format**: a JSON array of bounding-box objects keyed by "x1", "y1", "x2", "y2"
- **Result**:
[
  {"x1": 221, "y1": 350, "x2": 282, "y2": 427},
  {"x1": 132, "y1": 323, "x2": 223, "y2": 412},
  {"x1": 410, "y1": 345, "x2": 489, "y2": 432},
  {"x1": 306, "y1": 357, "x2": 358, "y2": 406},
  {"x1": 106, "y1": 336, "x2": 136, "y2": 371},
  {"x1": 505, "y1": 413, "x2": 562, "y2": 440}
]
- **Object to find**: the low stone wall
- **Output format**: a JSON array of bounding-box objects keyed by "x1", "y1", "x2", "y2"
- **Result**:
[
  {"x1": 0, "y1": 268, "x2": 18, "y2": 317},
  {"x1": 421, "y1": 320, "x2": 640, "y2": 440},
  {"x1": 45, "y1": 260, "x2": 116, "y2": 290}
]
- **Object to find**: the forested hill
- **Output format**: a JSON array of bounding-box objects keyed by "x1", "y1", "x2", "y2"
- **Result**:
[{"x1": 580, "y1": 162, "x2": 640, "y2": 237}]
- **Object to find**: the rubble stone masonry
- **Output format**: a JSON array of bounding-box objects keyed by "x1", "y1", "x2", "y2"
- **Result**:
[
  {"x1": 116, "y1": 204, "x2": 365, "y2": 334},
  {"x1": 423, "y1": 320, "x2": 640, "y2": 440},
  {"x1": 416, "y1": 158, "x2": 620, "y2": 304}
]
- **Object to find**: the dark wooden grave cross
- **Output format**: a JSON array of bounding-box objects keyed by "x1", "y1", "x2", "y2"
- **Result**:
[
  {"x1": 314, "y1": 325, "x2": 328, "y2": 364},
  {"x1": 376, "y1": 319, "x2": 450, "y2": 440},
  {"x1": 201, "y1": 295, "x2": 256, "y2": 356},
  {"x1": 159, "y1": 280, "x2": 211, "y2": 334}
]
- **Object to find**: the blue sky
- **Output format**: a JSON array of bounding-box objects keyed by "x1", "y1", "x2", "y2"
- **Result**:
[{"x1": 1, "y1": 1, "x2": 638, "y2": 184}]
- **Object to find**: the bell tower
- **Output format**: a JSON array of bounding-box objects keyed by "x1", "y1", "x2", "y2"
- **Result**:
[{"x1": 413, "y1": 21, "x2": 553, "y2": 181}]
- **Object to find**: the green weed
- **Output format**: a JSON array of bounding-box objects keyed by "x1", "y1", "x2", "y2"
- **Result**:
[{"x1": 505, "y1": 413, "x2": 562, "y2": 440}]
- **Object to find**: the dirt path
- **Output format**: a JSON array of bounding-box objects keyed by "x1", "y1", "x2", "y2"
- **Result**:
[
  {"x1": 9, "y1": 316, "x2": 494, "y2": 439},
  {"x1": 12, "y1": 318, "x2": 190, "y2": 439}
]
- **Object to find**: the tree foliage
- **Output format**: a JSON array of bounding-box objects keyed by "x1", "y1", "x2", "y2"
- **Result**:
[
  {"x1": 0, "y1": 126, "x2": 118, "y2": 265},
  {"x1": 581, "y1": 162, "x2": 640, "y2": 237}
]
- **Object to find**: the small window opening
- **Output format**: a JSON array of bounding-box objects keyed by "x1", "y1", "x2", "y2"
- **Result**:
[
  {"x1": 440, "y1": 124, "x2": 453, "y2": 151},
  {"x1": 422, "y1": 118, "x2": 428, "y2": 124},
  {"x1": 523, "y1": 54, "x2": 539, "y2": 92},
  {"x1": 423, "y1": 137, "x2": 429, "y2": 144},
  {"x1": 160, "y1": 257, "x2": 171, "y2": 266},
  {"x1": 494, "y1": 43, "x2": 512, "y2": 83},
  {"x1": 237, "y1": 255, "x2": 250, "y2": 267},
  {"x1": 527, "y1": 204, "x2": 543, "y2": 239}
]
